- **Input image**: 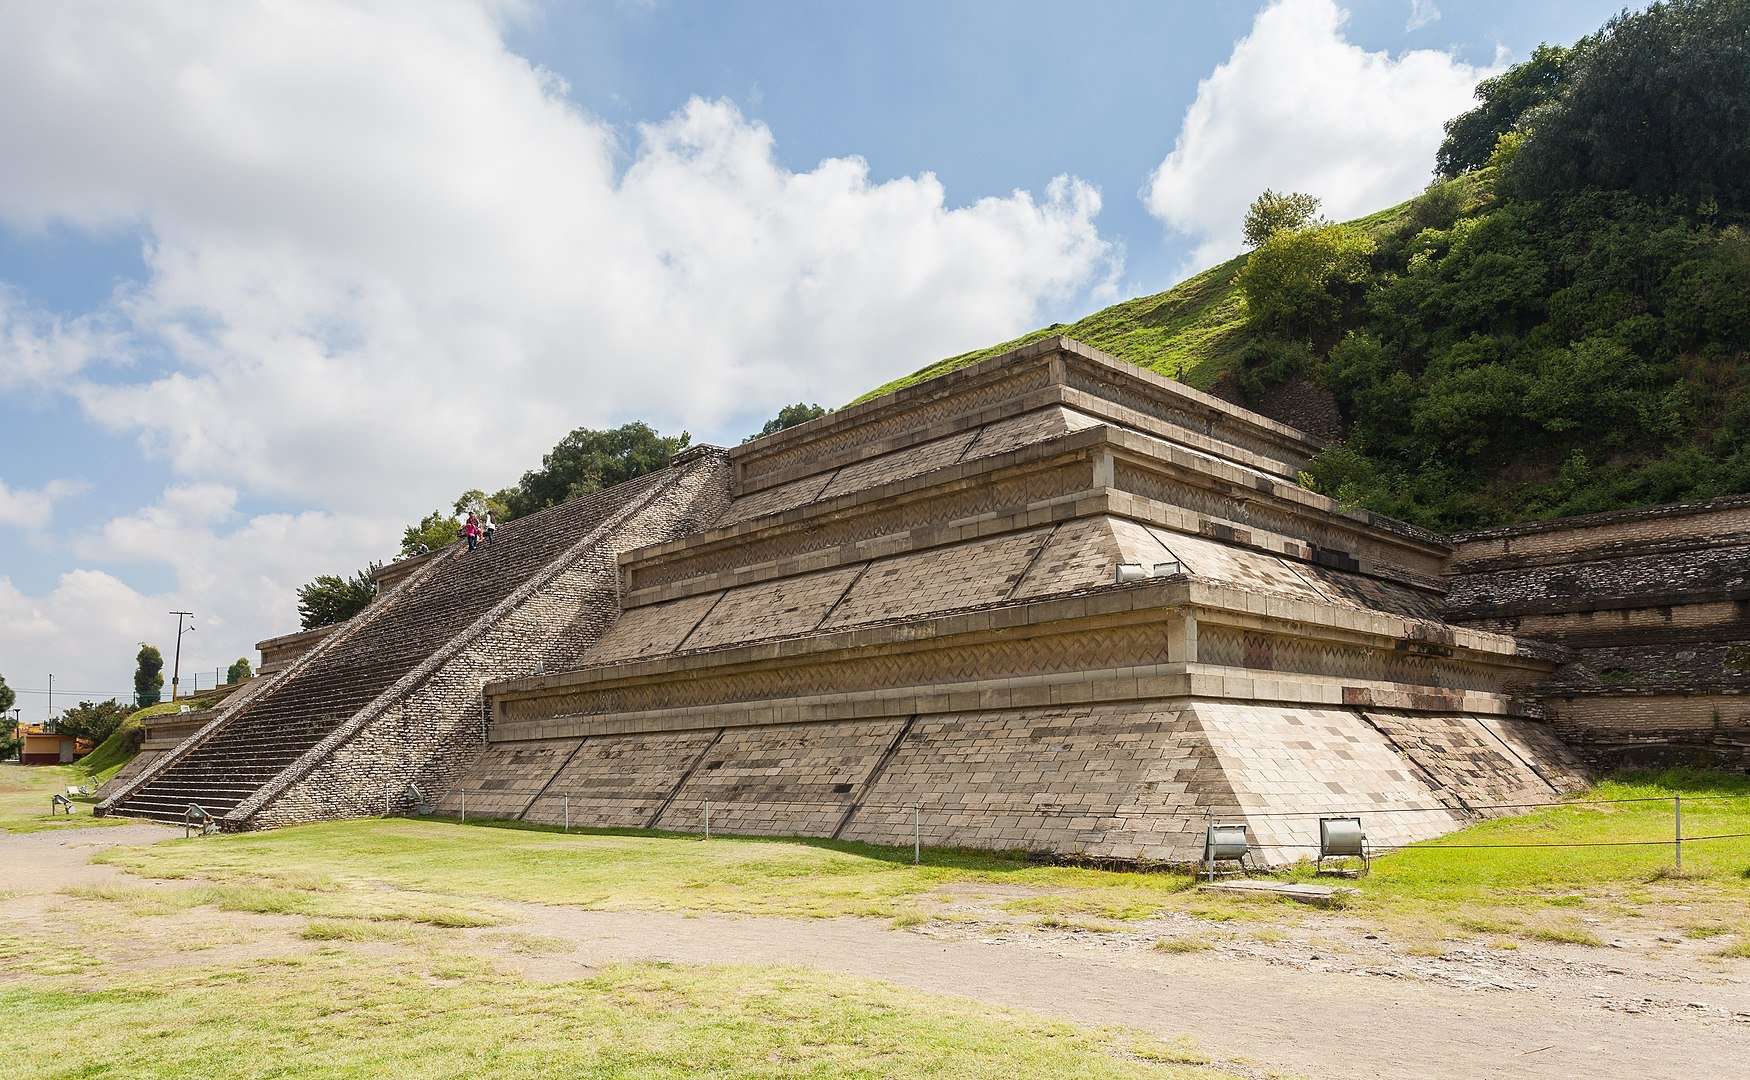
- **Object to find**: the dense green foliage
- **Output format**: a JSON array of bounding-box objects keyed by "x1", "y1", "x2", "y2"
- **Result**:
[
  {"x1": 1435, "y1": 44, "x2": 1574, "y2": 179},
  {"x1": 133, "y1": 645, "x2": 164, "y2": 708},
  {"x1": 226, "y1": 657, "x2": 253, "y2": 684},
  {"x1": 394, "y1": 422, "x2": 690, "y2": 558},
  {"x1": 297, "y1": 566, "x2": 378, "y2": 629},
  {"x1": 746, "y1": 402, "x2": 828, "y2": 442},
  {"x1": 1235, "y1": 223, "x2": 1374, "y2": 337},
  {"x1": 505, "y1": 421, "x2": 689, "y2": 517},
  {"x1": 399, "y1": 508, "x2": 461, "y2": 556},
  {"x1": 1241, "y1": 190, "x2": 1323, "y2": 248},
  {"x1": 55, "y1": 699, "x2": 129, "y2": 745},
  {"x1": 1502, "y1": 0, "x2": 1750, "y2": 213},
  {"x1": 1304, "y1": 190, "x2": 1750, "y2": 525},
  {"x1": 875, "y1": 0, "x2": 1750, "y2": 531},
  {"x1": 0, "y1": 673, "x2": 15, "y2": 759}
]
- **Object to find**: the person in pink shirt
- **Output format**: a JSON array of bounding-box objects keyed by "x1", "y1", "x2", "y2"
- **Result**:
[{"x1": 463, "y1": 512, "x2": 481, "y2": 553}]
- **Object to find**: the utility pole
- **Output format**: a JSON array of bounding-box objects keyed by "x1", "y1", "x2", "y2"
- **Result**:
[
  {"x1": 169, "y1": 611, "x2": 195, "y2": 701},
  {"x1": 47, "y1": 673, "x2": 52, "y2": 726}
]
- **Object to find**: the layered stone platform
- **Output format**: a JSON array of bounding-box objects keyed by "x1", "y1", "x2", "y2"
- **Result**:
[
  {"x1": 1449, "y1": 497, "x2": 1750, "y2": 769},
  {"x1": 98, "y1": 449, "x2": 731, "y2": 827},
  {"x1": 457, "y1": 339, "x2": 1587, "y2": 863}
]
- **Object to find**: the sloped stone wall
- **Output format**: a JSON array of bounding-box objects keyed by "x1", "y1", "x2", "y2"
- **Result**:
[{"x1": 237, "y1": 452, "x2": 732, "y2": 829}]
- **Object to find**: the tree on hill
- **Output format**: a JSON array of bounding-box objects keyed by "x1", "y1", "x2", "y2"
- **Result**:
[
  {"x1": 57, "y1": 699, "x2": 128, "y2": 745},
  {"x1": 1436, "y1": 43, "x2": 1575, "y2": 179},
  {"x1": 1242, "y1": 190, "x2": 1323, "y2": 248},
  {"x1": 226, "y1": 657, "x2": 253, "y2": 684},
  {"x1": 134, "y1": 645, "x2": 164, "y2": 707},
  {"x1": 746, "y1": 403, "x2": 828, "y2": 442},
  {"x1": 400, "y1": 509, "x2": 460, "y2": 556},
  {"x1": 0, "y1": 674, "x2": 15, "y2": 759},
  {"x1": 1503, "y1": 0, "x2": 1750, "y2": 214},
  {"x1": 297, "y1": 566, "x2": 378, "y2": 629},
  {"x1": 1235, "y1": 222, "x2": 1374, "y2": 336},
  {"x1": 503, "y1": 422, "x2": 690, "y2": 518}
]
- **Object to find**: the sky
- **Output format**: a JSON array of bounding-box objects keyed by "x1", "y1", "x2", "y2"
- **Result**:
[{"x1": 0, "y1": 0, "x2": 1624, "y2": 716}]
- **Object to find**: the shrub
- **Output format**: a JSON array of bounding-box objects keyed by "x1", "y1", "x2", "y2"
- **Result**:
[{"x1": 1237, "y1": 223, "x2": 1375, "y2": 336}]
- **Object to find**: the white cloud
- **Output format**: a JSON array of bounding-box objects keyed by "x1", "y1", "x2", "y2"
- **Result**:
[
  {"x1": 0, "y1": 476, "x2": 88, "y2": 530},
  {"x1": 0, "y1": 287, "x2": 127, "y2": 391},
  {"x1": 1143, "y1": 0, "x2": 1496, "y2": 270},
  {"x1": 0, "y1": 0, "x2": 1116, "y2": 522},
  {"x1": 2, "y1": 486, "x2": 396, "y2": 711},
  {"x1": 1406, "y1": 0, "x2": 1441, "y2": 32}
]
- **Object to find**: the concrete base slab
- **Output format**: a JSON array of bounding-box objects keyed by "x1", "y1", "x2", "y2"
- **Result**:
[{"x1": 1197, "y1": 879, "x2": 1358, "y2": 907}]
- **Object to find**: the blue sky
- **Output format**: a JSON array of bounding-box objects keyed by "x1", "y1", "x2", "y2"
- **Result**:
[{"x1": 0, "y1": 0, "x2": 1623, "y2": 712}]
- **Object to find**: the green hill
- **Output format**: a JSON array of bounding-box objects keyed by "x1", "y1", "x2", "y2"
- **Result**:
[
  {"x1": 860, "y1": 182, "x2": 1468, "y2": 405},
  {"x1": 861, "y1": 1, "x2": 1750, "y2": 532}
]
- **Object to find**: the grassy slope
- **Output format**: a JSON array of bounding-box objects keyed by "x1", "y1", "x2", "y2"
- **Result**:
[
  {"x1": 857, "y1": 184, "x2": 1455, "y2": 405},
  {"x1": 0, "y1": 764, "x2": 125, "y2": 833},
  {"x1": 98, "y1": 768, "x2": 1750, "y2": 951},
  {"x1": 0, "y1": 955, "x2": 1228, "y2": 1080},
  {"x1": 75, "y1": 693, "x2": 231, "y2": 786}
]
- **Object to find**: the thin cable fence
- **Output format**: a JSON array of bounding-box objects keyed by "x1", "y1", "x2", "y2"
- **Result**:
[{"x1": 421, "y1": 785, "x2": 1750, "y2": 859}]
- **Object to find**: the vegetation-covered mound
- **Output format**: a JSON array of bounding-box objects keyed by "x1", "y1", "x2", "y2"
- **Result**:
[{"x1": 872, "y1": 0, "x2": 1750, "y2": 531}]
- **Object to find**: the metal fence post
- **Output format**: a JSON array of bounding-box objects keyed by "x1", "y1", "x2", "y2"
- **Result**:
[
  {"x1": 564, "y1": 795, "x2": 570, "y2": 833},
  {"x1": 1675, "y1": 795, "x2": 1683, "y2": 873},
  {"x1": 704, "y1": 800, "x2": 711, "y2": 840},
  {"x1": 460, "y1": 787, "x2": 467, "y2": 824},
  {"x1": 913, "y1": 803, "x2": 921, "y2": 866}
]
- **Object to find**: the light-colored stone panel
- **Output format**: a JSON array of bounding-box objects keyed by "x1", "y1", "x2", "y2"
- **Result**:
[
  {"x1": 654, "y1": 719, "x2": 905, "y2": 837},
  {"x1": 816, "y1": 430, "x2": 980, "y2": 502},
  {"x1": 821, "y1": 528, "x2": 1054, "y2": 628},
  {"x1": 1147, "y1": 526, "x2": 1328, "y2": 604},
  {"x1": 585, "y1": 592, "x2": 724, "y2": 663},
  {"x1": 843, "y1": 703, "x2": 1217, "y2": 861},
  {"x1": 526, "y1": 729, "x2": 721, "y2": 828},
  {"x1": 962, "y1": 406, "x2": 1102, "y2": 462},
  {"x1": 684, "y1": 565, "x2": 865, "y2": 650},
  {"x1": 1011, "y1": 516, "x2": 1170, "y2": 600},
  {"x1": 1361, "y1": 710, "x2": 1555, "y2": 813},
  {"x1": 1193, "y1": 702, "x2": 1462, "y2": 864},
  {"x1": 439, "y1": 738, "x2": 582, "y2": 820},
  {"x1": 1474, "y1": 715, "x2": 1590, "y2": 793}
]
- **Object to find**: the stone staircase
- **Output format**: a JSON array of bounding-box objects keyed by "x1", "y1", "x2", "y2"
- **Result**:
[{"x1": 104, "y1": 457, "x2": 726, "y2": 826}]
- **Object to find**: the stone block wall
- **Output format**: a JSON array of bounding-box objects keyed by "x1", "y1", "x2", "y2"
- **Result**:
[
  {"x1": 1448, "y1": 496, "x2": 1750, "y2": 770},
  {"x1": 240, "y1": 453, "x2": 732, "y2": 829},
  {"x1": 453, "y1": 697, "x2": 1585, "y2": 866}
]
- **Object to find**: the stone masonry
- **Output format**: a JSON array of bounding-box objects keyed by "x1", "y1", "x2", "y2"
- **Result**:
[{"x1": 110, "y1": 334, "x2": 1742, "y2": 863}]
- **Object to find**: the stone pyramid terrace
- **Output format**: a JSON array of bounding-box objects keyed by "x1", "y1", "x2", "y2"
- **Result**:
[
  {"x1": 101, "y1": 337, "x2": 1594, "y2": 861},
  {"x1": 454, "y1": 337, "x2": 1589, "y2": 864}
]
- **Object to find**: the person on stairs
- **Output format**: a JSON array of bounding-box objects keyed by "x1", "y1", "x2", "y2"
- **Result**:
[
  {"x1": 463, "y1": 511, "x2": 481, "y2": 553},
  {"x1": 482, "y1": 510, "x2": 497, "y2": 547}
]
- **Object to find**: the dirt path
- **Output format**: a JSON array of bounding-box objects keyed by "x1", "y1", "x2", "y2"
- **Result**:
[
  {"x1": 9, "y1": 825, "x2": 1748, "y2": 1080},
  {"x1": 491, "y1": 904, "x2": 1748, "y2": 1080}
]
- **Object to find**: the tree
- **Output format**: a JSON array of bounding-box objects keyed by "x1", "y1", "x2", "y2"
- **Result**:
[
  {"x1": 297, "y1": 566, "x2": 378, "y2": 629},
  {"x1": 400, "y1": 510, "x2": 460, "y2": 556},
  {"x1": 1435, "y1": 44, "x2": 1574, "y2": 178},
  {"x1": 1504, "y1": 0, "x2": 1750, "y2": 212},
  {"x1": 1236, "y1": 223, "x2": 1375, "y2": 336},
  {"x1": 504, "y1": 422, "x2": 690, "y2": 518},
  {"x1": 134, "y1": 645, "x2": 164, "y2": 708},
  {"x1": 57, "y1": 699, "x2": 129, "y2": 745},
  {"x1": 452, "y1": 488, "x2": 512, "y2": 521},
  {"x1": 1242, "y1": 190, "x2": 1323, "y2": 248},
  {"x1": 0, "y1": 674, "x2": 15, "y2": 760},
  {"x1": 746, "y1": 403, "x2": 828, "y2": 442},
  {"x1": 226, "y1": 657, "x2": 254, "y2": 684}
]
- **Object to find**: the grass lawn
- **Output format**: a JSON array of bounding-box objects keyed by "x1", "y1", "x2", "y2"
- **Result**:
[
  {"x1": 0, "y1": 949, "x2": 1231, "y2": 1079},
  {"x1": 0, "y1": 763, "x2": 123, "y2": 833},
  {"x1": 95, "y1": 769, "x2": 1750, "y2": 954}
]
